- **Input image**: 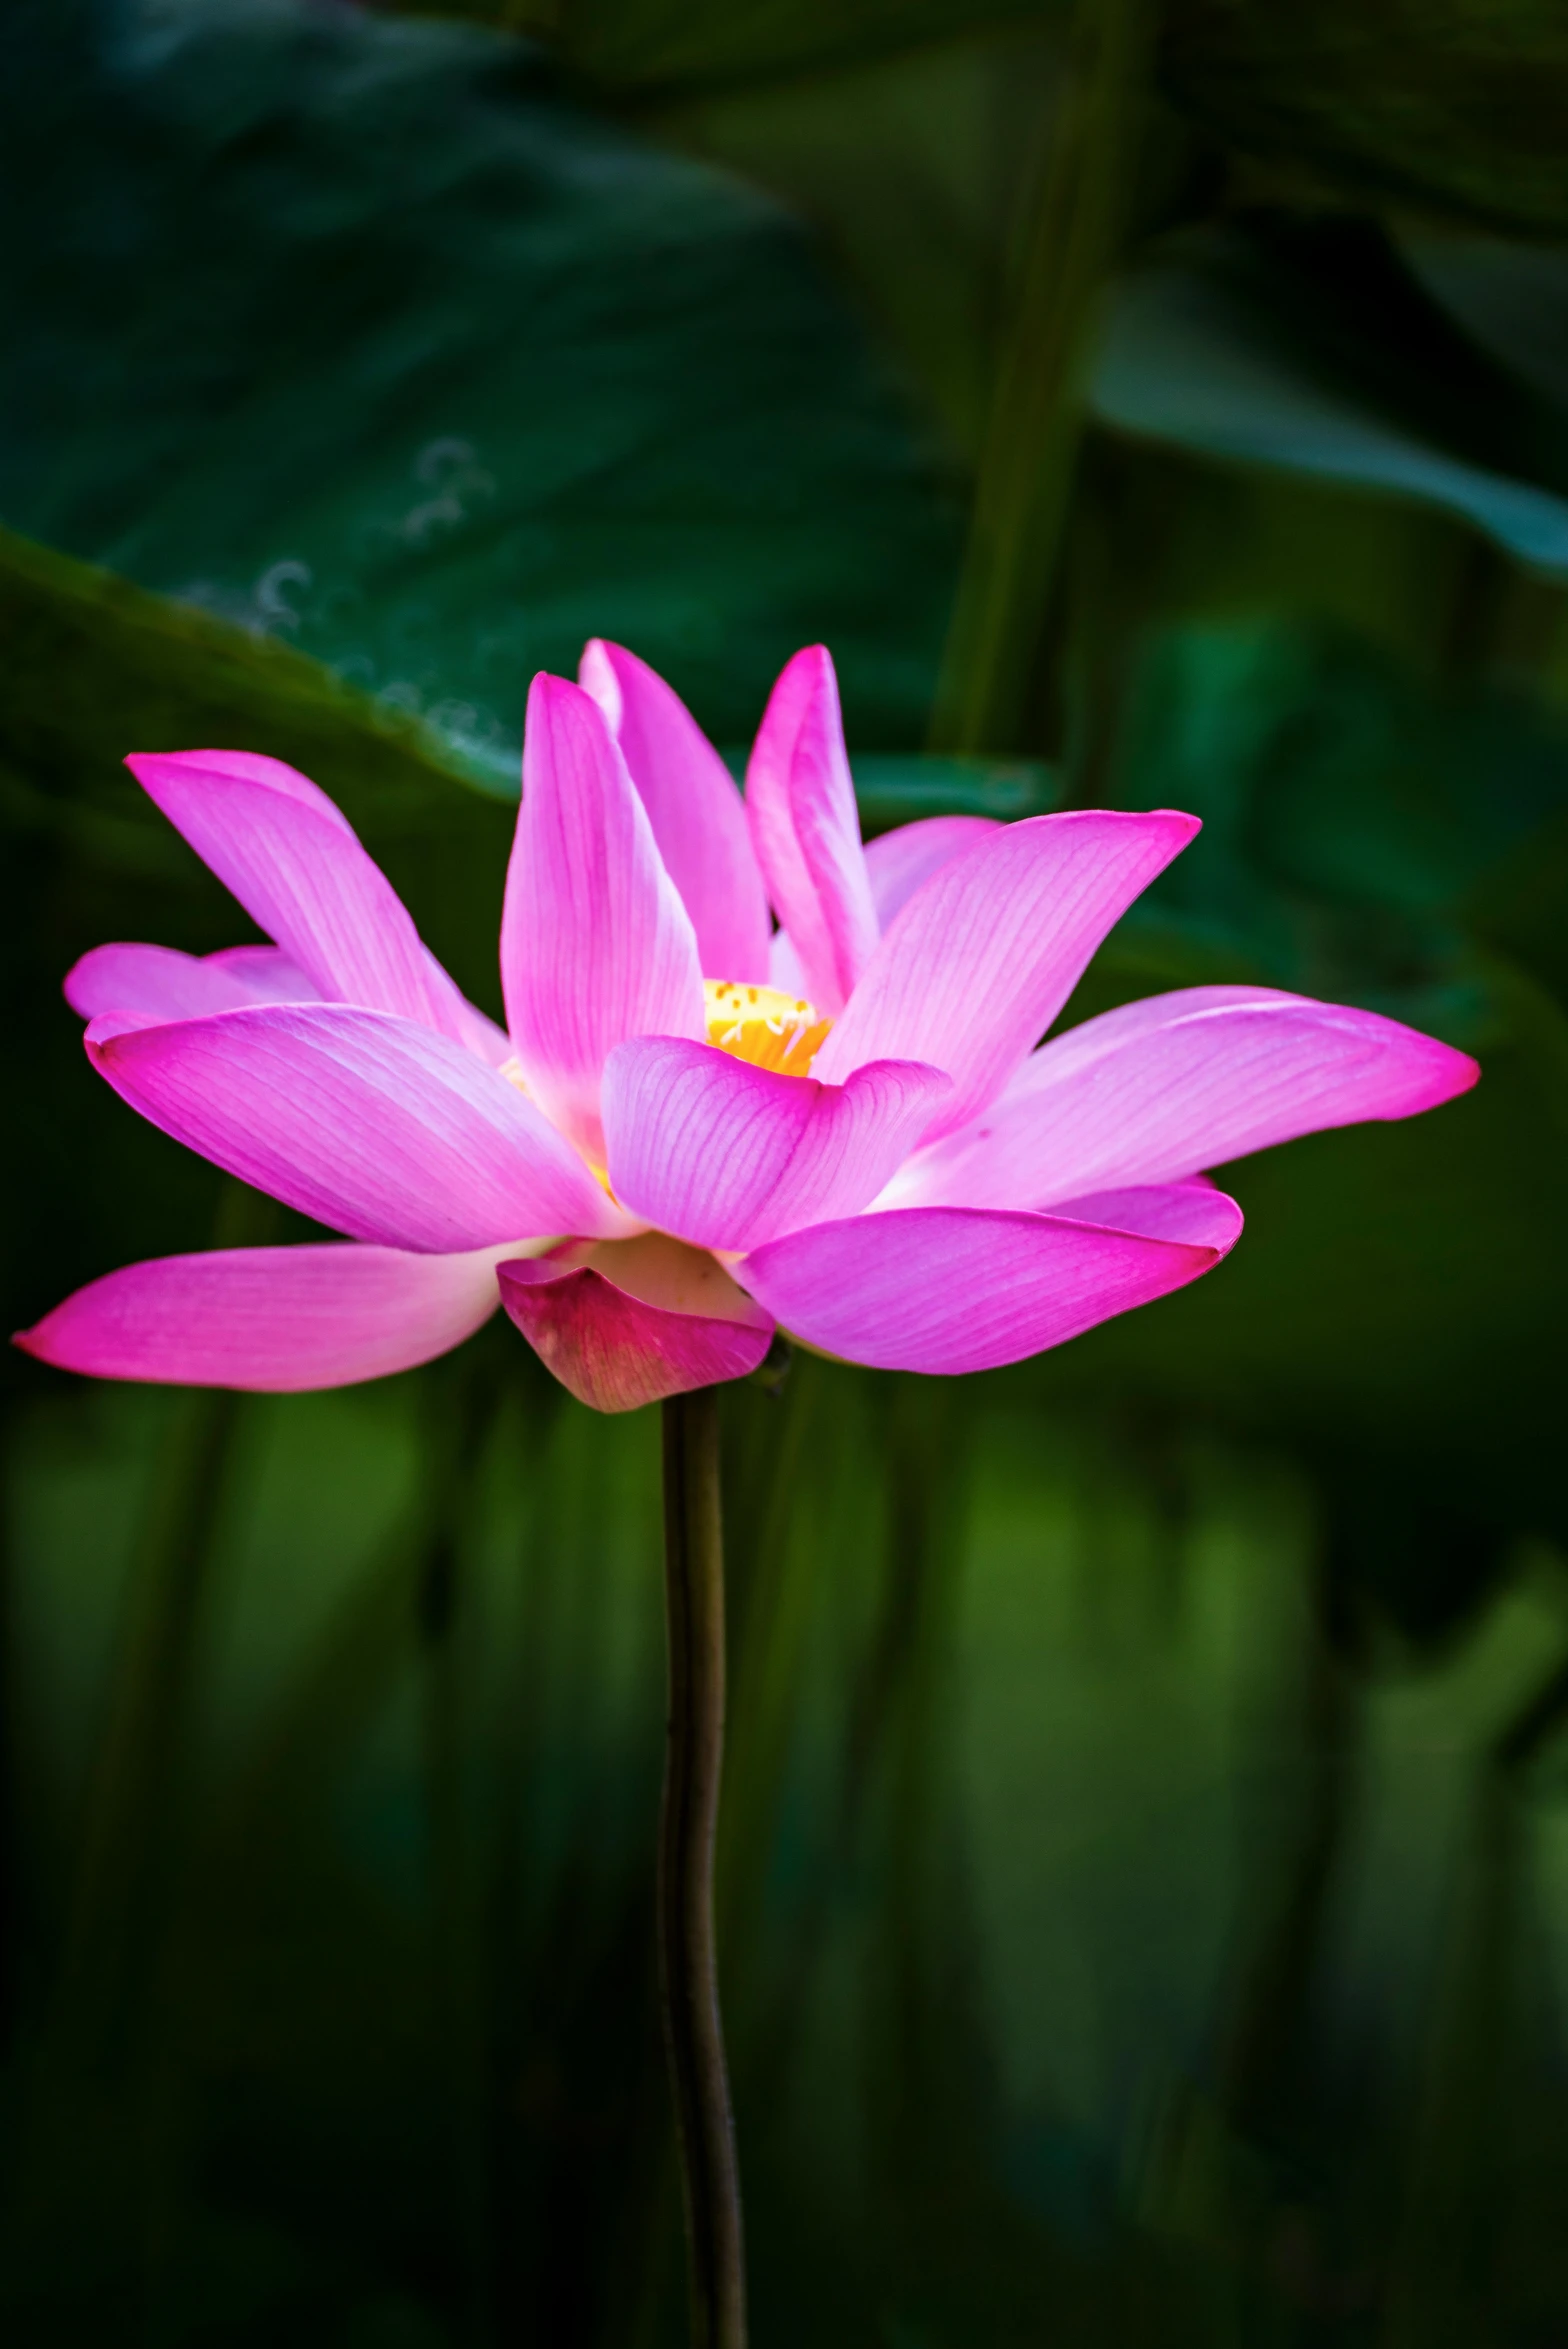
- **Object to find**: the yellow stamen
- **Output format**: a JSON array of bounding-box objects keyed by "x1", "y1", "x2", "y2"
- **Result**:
[{"x1": 703, "y1": 978, "x2": 832, "y2": 1078}]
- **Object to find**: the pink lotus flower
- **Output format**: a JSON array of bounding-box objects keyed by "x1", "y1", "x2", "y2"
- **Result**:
[{"x1": 17, "y1": 643, "x2": 1478, "y2": 1412}]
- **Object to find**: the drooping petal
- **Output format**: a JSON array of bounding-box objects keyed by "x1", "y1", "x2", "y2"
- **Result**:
[
  {"x1": 813, "y1": 810, "x2": 1199, "y2": 1142},
  {"x1": 500, "y1": 673, "x2": 705, "y2": 1163},
  {"x1": 579, "y1": 640, "x2": 770, "y2": 983},
  {"x1": 125, "y1": 750, "x2": 467, "y2": 1039},
  {"x1": 885, "y1": 990, "x2": 1481, "y2": 1212},
  {"x1": 1044, "y1": 1181, "x2": 1244, "y2": 1252},
  {"x1": 863, "y1": 814, "x2": 1000, "y2": 932},
  {"x1": 499, "y1": 1232, "x2": 774, "y2": 1412},
  {"x1": 602, "y1": 1036, "x2": 950, "y2": 1251},
  {"x1": 15, "y1": 1242, "x2": 512, "y2": 1390},
  {"x1": 737, "y1": 1203, "x2": 1224, "y2": 1374},
  {"x1": 86, "y1": 1002, "x2": 630, "y2": 1252},
  {"x1": 745, "y1": 646, "x2": 878, "y2": 1016}
]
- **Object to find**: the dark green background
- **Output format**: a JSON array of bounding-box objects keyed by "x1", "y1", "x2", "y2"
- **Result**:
[{"x1": 5, "y1": 2, "x2": 1568, "y2": 2341}]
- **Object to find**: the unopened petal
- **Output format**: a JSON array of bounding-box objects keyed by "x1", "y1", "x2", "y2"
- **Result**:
[
  {"x1": 580, "y1": 640, "x2": 770, "y2": 983},
  {"x1": 603, "y1": 1036, "x2": 950, "y2": 1251},
  {"x1": 500, "y1": 674, "x2": 704, "y2": 1163},
  {"x1": 814, "y1": 809, "x2": 1199, "y2": 1140},
  {"x1": 499, "y1": 1232, "x2": 773, "y2": 1412},
  {"x1": 86, "y1": 1001, "x2": 629, "y2": 1252},
  {"x1": 15, "y1": 1242, "x2": 511, "y2": 1390},
  {"x1": 737, "y1": 1203, "x2": 1223, "y2": 1374}
]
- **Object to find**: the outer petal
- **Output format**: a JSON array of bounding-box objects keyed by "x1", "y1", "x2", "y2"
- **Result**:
[
  {"x1": 886, "y1": 990, "x2": 1481, "y2": 1212},
  {"x1": 86, "y1": 1002, "x2": 629, "y2": 1252},
  {"x1": 745, "y1": 646, "x2": 878, "y2": 1017},
  {"x1": 737, "y1": 1204, "x2": 1223, "y2": 1374},
  {"x1": 500, "y1": 674, "x2": 704, "y2": 1163},
  {"x1": 15, "y1": 1242, "x2": 511, "y2": 1390},
  {"x1": 125, "y1": 750, "x2": 467, "y2": 1039},
  {"x1": 579, "y1": 640, "x2": 770, "y2": 982},
  {"x1": 863, "y1": 815, "x2": 1000, "y2": 932},
  {"x1": 602, "y1": 1036, "x2": 950, "y2": 1251},
  {"x1": 813, "y1": 810, "x2": 1199, "y2": 1141},
  {"x1": 499, "y1": 1233, "x2": 773, "y2": 1412}
]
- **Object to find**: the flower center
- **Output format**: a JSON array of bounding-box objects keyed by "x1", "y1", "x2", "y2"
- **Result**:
[{"x1": 704, "y1": 979, "x2": 831, "y2": 1078}]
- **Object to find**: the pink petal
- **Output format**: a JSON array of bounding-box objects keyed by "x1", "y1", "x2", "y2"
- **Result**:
[
  {"x1": 768, "y1": 928, "x2": 809, "y2": 996},
  {"x1": 886, "y1": 989, "x2": 1481, "y2": 1212},
  {"x1": 1045, "y1": 1181, "x2": 1243, "y2": 1251},
  {"x1": 66, "y1": 943, "x2": 271, "y2": 1023},
  {"x1": 813, "y1": 811, "x2": 1200, "y2": 1143},
  {"x1": 745, "y1": 646, "x2": 879, "y2": 1016},
  {"x1": 579, "y1": 640, "x2": 770, "y2": 983},
  {"x1": 863, "y1": 815, "x2": 1001, "y2": 932},
  {"x1": 737, "y1": 1204, "x2": 1224, "y2": 1374},
  {"x1": 500, "y1": 674, "x2": 704, "y2": 1163},
  {"x1": 498, "y1": 1232, "x2": 773, "y2": 1413},
  {"x1": 204, "y1": 945, "x2": 323, "y2": 1000},
  {"x1": 86, "y1": 1002, "x2": 630, "y2": 1252},
  {"x1": 602, "y1": 1036, "x2": 951, "y2": 1251},
  {"x1": 125, "y1": 750, "x2": 467, "y2": 1039},
  {"x1": 15, "y1": 1242, "x2": 510, "y2": 1390}
]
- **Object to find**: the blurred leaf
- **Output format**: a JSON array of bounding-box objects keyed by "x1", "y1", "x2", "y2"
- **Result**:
[
  {"x1": 1104, "y1": 612, "x2": 1568, "y2": 1005},
  {"x1": 658, "y1": 28, "x2": 1065, "y2": 461},
  {"x1": 0, "y1": 0, "x2": 960, "y2": 765},
  {"x1": 1090, "y1": 223, "x2": 1568, "y2": 572},
  {"x1": 1161, "y1": 0, "x2": 1568, "y2": 235},
  {"x1": 378, "y1": 0, "x2": 1066, "y2": 99},
  {"x1": 1397, "y1": 228, "x2": 1568, "y2": 418}
]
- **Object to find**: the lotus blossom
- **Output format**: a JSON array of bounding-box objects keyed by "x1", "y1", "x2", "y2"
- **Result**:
[{"x1": 17, "y1": 643, "x2": 1477, "y2": 1412}]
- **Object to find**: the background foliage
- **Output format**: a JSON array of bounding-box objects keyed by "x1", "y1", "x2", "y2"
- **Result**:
[{"x1": 5, "y1": 1, "x2": 1568, "y2": 2341}]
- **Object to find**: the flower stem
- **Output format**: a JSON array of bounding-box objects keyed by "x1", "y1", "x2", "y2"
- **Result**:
[{"x1": 658, "y1": 1387, "x2": 747, "y2": 2349}]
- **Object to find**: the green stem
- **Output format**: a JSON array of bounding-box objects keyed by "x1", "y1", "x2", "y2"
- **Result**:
[
  {"x1": 658, "y1": 1388, "x2": 747, "y2": 2349},
  {"x1": 928, "y1": 0, "x2": 1149, "y2": 755}
]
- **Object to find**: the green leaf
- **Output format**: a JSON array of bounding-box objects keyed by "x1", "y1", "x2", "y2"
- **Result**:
[{"x1": 0, "y1": 0, "x2": 960, "y2": 764}]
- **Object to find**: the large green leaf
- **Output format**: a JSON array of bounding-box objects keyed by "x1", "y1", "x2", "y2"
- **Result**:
[{"x1": 0, "y1": 0, "x2": 960, "y2": 767}]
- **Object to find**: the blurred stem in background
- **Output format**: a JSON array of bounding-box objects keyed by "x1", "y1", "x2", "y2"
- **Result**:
[
  {"x1": 52, "y1": 1178, "x2": 275, "y2": 2069},
  {"x1": 930, "y1": 0, "x2": 1150, "y2": 757},
  {"x1": 659, "y1": 1388, "x2": 747, "y2": 2349}
]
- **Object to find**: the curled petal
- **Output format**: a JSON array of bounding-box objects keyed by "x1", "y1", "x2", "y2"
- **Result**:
[
  {"x1": 814, "y1": 810, "x2": 1198, "y2": 1140},
  {"x1": 86, "y1": 1001, "x2": 629, "y2": 1252},
  {"x1": 737, "y1": 1203, "x2": 1224, "y2": 1374},
  {"x1": 603, "y1": 1036, "x2": 950, "y2": 1251},
  {"x1": 126, "y1": 750, "x2": 467, "y2": 1038},
  {"x1": 15, "y1": 1242, "x2": 512, "y2": 1390},
  {"x1": 863, "y1": 814, "x2": 1000, "y2": 932},
  {"x1": 580, "y1": 640, "x2": 770, "y2": 983},
  {"x1": 500, "y1": 674, "x2": 704, "y2": 1162},
  {"x1": 499, "y1": 1233, "x2": 773, "y2": 1412},
  {"x1": 745, "y1": 646, "x2": 878, "y2": 1016},
  {"x1": 888, "y1": 988, "x2": 1481, "y2": 1211}
]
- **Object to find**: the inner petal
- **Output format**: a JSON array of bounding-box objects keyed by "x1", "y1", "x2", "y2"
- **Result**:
[{"x1": 704, "y1": 977, "x2": 832, "y2": 1077}]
